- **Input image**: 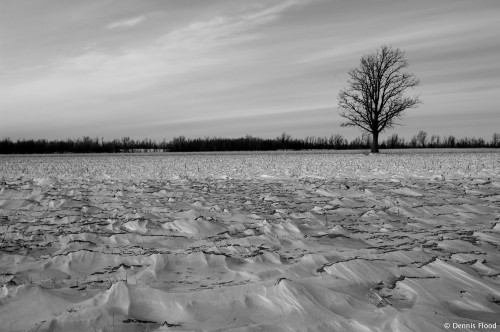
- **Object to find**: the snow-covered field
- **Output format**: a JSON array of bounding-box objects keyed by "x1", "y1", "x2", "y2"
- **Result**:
[{"x1": 1, "y1": 151, "x2": 499, "y2": 332}]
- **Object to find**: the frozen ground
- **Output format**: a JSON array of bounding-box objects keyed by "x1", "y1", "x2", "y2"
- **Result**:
[{"x1": 0, "y1": 151, "x2": 499, "y2": 332}]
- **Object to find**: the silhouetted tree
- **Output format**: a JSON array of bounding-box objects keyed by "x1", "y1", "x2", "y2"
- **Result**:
[
  {"x1": 280, "y1": 132, "x2": 291, "y2": 150},
  {"x1": 430, "y1": 134, "x2": 440, "y2": 148},
  {"x1": 338, "y1": 45, "x2": 421, "y2": 153},
  {"x1": 416, "y1": 130, "x2": 427, "y2": 148},
  {"x1": 444, "y1": 135, "x2": 456, "y2": 148},
  {"x1": 349, "y1": 136, "x2": 363, "y2": 149},
  {"x1": 386, "y1": 133, "x2": 401, "y2": 149},
  {"x1": 410, "y1": 135, "x2": 418, "y2": 148},
  {"x1": 331, "y1": 133, "x2": 345, "y2": 149},
  {"x1": 492, "y1": 133, "x2": 500, "y2": 147},
  {"x1": 361, "y1": 132, "x2": 372, "y2": 148}
]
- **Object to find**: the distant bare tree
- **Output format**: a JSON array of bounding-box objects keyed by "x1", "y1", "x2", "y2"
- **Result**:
[
  {"x1": 445, "y1": 135, "x2": 456, "y2": 148},
  {"x1": 476, "y1": 137, "x2": 485, "y2": 148},
  {"x1": 430, "y1": 134, "x2": 439, "y2": 148},
  {"x1": 410, "y1": 135, "x2": 418, "y2": 148},
  {"x1": 328, "y1": 134, "x2": 334, "y2": 147},
  {"x1": 386, "y1": 133, "x2": 400, "y2": 149},
  {"x1": 492, "y1": 133, "x2": 500, "y2": 147},
  {"x1": 280, "y1": 132, "x2": 291, "y2": 150},
  {"x1": 361, "y1": 132, "x2": 372, "y2": 148},
  {"x1": 330, "y1": 133, "x2": 345, "y2": 149},
  {"x1": 338, "y1": 45, "x2": 421, "y2": 153},
  {"x1": 121, "y1": 136, "x2": 131, "y2": 152},
  {"x1": 416, "y1": 130, "x2": 427, "y2": 148},
  {"x1": 172, "y1": 135, "x2": 186, "y2": 151}
]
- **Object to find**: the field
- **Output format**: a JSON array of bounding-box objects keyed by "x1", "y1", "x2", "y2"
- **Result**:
[{"x1": 1, "y1": 151, "x2": 499, "y2": 332}]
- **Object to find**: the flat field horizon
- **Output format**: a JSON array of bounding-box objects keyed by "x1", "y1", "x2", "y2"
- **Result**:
[{"x1": 1, "y1": 150, "x2": 499, "y2": 331}]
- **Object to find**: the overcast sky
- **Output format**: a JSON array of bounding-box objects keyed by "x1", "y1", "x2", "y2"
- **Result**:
[{"x1": 1, "y1": 0, "x2": 499, "y2": 141}]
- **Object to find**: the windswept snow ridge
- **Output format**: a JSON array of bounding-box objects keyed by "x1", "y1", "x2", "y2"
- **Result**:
[{"x1": 0, "y1": 152, "x2": 499, "y2": 331}]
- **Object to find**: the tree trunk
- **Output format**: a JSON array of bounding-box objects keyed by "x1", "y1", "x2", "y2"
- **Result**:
[{"x1": 371, "y1": 131, "x2": 379, "y2": 153}]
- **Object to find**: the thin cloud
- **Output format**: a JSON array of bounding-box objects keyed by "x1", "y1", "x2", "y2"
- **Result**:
[
  {"x1": 107, "y1": 15, "x2": 146, "y2": 29},
  {"x1": 159, "y1": 0, "x2": 309, "y2": 48},
  {"x1": 2, "y1": 0, "x2": 309, "y2": 105}
]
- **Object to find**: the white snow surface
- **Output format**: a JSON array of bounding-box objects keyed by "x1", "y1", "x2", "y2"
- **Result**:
[{"x1": 0, "y1": 151, "x2": 499, "y2": 331}]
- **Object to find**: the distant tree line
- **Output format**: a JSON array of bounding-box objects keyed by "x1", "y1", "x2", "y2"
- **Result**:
[
  {"x1": 0, "y1": 136, "x2": 167, "y2": 154},
  {"x1": 0, "y1": 131, "x2": 499, "y2": 154},
  {"x1": 384, "y1": 131, "x2": 500, "y2": 149}
]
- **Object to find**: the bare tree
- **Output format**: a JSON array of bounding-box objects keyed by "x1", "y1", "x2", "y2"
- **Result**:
[
  {"x1": 361, "y1": 132, "x2": 372, "y2": 148},
  {"x1": 432, "y1": 134, "x2": 441, "y2": 148},
  {"x1": 492, "y1": 133, "x2": 500, "y2": 147},
  {"x1": 333, "y1": 133, "x2": 345, "y2": 149},
  {"x1": 410, "y1": 135, "x2": 418, "y2": 148},
  {"x1": 338, "y1": 45, "x2": 421, "y2": 153},
  {"x1": 430, "y1": 134, "x2": 438, "y2": 148},
  {"x1": 280, "y1": 132, "x2": 292, "y2": 150},
  {"x1": 416, "y1": 130, "x2": 427, "y2": 148},
  {"x1": 445, "y1": 135, "x2": 456, "y2": 148},
  {"x1": 386, "y1": 133, "x2": 400, "y2": 149}
]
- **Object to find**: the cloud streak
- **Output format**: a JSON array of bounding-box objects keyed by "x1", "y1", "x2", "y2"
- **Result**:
[
  {"x1": 106, "y1": 15, "x2": 146, "y2": 29},
  {"x1": 2, "y1": 0, "x2": 307, "y2": 105}
]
